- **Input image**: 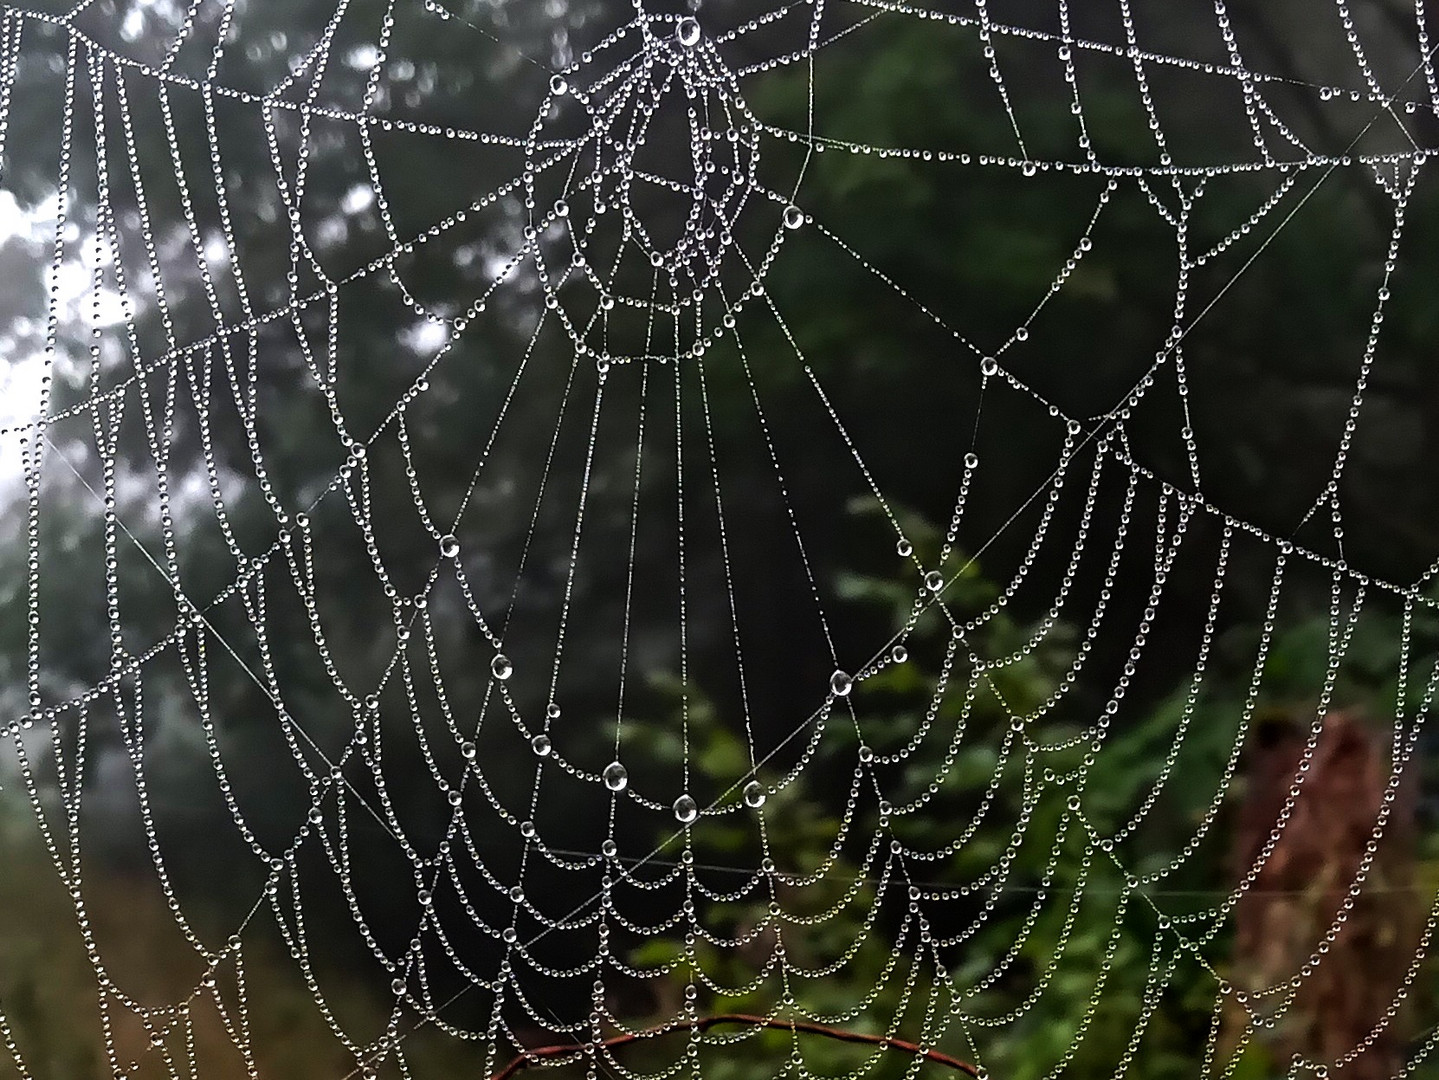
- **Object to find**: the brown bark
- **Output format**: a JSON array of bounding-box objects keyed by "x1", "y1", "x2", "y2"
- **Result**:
[{"x1": 1226, "y1": 710, "x2": 1418, "y2": 1077}]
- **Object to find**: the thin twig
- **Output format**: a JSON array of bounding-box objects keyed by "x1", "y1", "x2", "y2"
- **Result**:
[{"x1": 490, "y1": 1013, "x2": 982, "y2": 1080}]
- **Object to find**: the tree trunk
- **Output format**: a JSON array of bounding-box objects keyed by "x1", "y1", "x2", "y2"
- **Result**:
[{"x1": 1225, "y1": 710, "x2": 1418, "y2": 1077}]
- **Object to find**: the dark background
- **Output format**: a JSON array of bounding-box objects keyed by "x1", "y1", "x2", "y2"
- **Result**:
[{"x1": 0, "y1": 1, "x2": 1436, "y2": 1078}]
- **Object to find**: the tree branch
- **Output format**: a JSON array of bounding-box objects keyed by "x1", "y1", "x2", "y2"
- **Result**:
[{"x1": 490, "y1": 1013, "x2": 983, "y2": 1080}]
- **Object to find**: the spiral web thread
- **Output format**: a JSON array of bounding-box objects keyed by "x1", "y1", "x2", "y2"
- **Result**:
[{"x1": 0, "y1": 0, "x2": 1437, "y2": 1078}]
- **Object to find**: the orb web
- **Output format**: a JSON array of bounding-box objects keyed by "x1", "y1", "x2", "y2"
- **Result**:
[{"x1": 0, "y1": 1, "x2": 1436, "y2": 1079}]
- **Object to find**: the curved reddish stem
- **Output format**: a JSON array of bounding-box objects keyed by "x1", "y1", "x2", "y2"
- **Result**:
[{"x1": 490, "y1": 1013, "x2": 982, "y2": 1080}]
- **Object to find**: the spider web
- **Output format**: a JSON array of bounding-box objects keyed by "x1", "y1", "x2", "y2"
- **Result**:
[{"x1": 0, "y1": 1, "x2": 1437, "y2": 1078}]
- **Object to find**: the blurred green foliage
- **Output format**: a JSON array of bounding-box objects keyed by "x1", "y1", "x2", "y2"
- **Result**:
[{"x1": 0, "y1": 0, "x2": 1436, "y2": 1077}]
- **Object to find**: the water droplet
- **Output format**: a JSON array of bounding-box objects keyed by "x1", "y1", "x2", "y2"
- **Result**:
[
  {"x1": 896, "y1": 538, "x2": 912, "y2": 557},
  {"x1": 980, "y1": 357, "x2": 998, "y2": 377},
  {"x1": 554, "y1": 199, "x2": 569, "y2": 218},
  {"x1": 782, "y1": 205, "x2": 805, "y2": 230},
  {"x1": 677, "y1": 16, "x2": 701, "y2": 46},
  {"x1": 546, "y1": 703, "x2": 561, "y2": 720},
  {"x1": 439, "y1": 534, "x2": 460, "y2": 559},
  {"x1": 502, "y1": 926, "x2": 518, "y2": 943},
  {"x1": 418, "y1": 889, "x2": 433, "y2": 906},
  {"x1": 964, "y1": 452, "x2": 979, "y2": 470},
  {"x1": 858, "y1": 745, "x2": 874, "y2": 763},
  {"x1": 924, "y1": 571, "x2": 944, "y2": 592},
  {"x1": 891, "y1": 644, "x2": 908, "y2": 663},
  {"x1": 830, "y1": 669, "x2": 853, "y2": 697},
  {"x1": 531, "y1": 734, "x2": 552, "y2": 757},
  {"x1": 491, "y1": 653, "x2": 513, "y2": 680},
  {"x1": 673, "y1": 794, "x2": 699, "y2": 824},
  {"x1": 460, "y1": 740, "x2": 476, "y2": 760},
  {"x1": 391, "y1": 978, "x2": 406, "y2": 995},
  {"x1": 447, "y1": 789, "x2": 462, "y2": 807},
  {"x1": 602, "y1": 761, "x2": 628, "y2": 791},
  {"x1": 601, "y1": 839, "x2": 618, "y2": 858},
  {"x1": 520, "y1": 820, "x2": 536, "y2": 838},
  {"x1": 742, "y1": 781, "x2": 766, "y2": 808},
  {"x1": 549, "y1": 74, "x2": 568, "y2": 96},
  {"x1": 308, "y1": 807, "x2": 322, "y2": 825}
]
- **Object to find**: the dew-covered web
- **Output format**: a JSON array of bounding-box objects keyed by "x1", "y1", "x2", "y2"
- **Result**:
[{"x1": 2, "y1": 0, "x2": 1439, "y2": 1078}]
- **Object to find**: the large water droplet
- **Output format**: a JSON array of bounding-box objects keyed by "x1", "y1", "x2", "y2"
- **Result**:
[
  {"x1": 391, "y1": 978, "x2": 406, "y2": 996},
  {"x1": 531, "y1": 734, "x2": 552, "y2": 757},
  {"x1": 602, "y1": 761, "x2": 628, "y2": 792},
  {"x1": 782, "y1": 205, "x2": 805, "y2": 230},
  {"x1": 891, "y1": 644, "x2": 908, "y2": 664},
  {"x1": 896, "y1": 538, "x2": 913, "y2": 557},
  {"x1": 673, "y1": 794, "x2": 699, "y2": 824},
  {"x1": 677, "y1": 16, "x2": 701, "y2": 46},
  {"x1": 742, "y1": 781, "x2": 766, "y2": 809},
  {"x1": 439, "y1": 534, "x2": 460, "y2": 559},
  {"x1": 460, "y1": 741, "x2": 476, "y2": 760},
  {"x1": 924, "y1": 571, "x2": 944, "y2": 592},
  {"x1": 601, "y1": 839, "x2": 618, "y2": 858},
  {"x1": 491, "y1": 653, "x2": 513, "y2": 680},
  {"x1": 549, "y1": 74, "x2": 568, "y2": 96},
  {"x1": 830, "y1": 669, "x2": 853, "y2": 697}
]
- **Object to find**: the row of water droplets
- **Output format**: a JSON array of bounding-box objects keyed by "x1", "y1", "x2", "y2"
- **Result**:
[{"x1": 519, "y1": 8, "x2": 809, "y2": 367}]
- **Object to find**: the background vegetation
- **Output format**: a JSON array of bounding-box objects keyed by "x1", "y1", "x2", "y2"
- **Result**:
[{"x1": 1, "y1": 1, "x2": 1437, "y2": 1078}]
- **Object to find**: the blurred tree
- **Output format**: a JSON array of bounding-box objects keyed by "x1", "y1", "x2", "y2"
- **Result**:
[
  {"x1": 1225, "y1": 711, "x2": 1419, "y2": 1078},
  {"x1": 0, "y1": 1, "x2": 1436, "y2": 1077}
]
